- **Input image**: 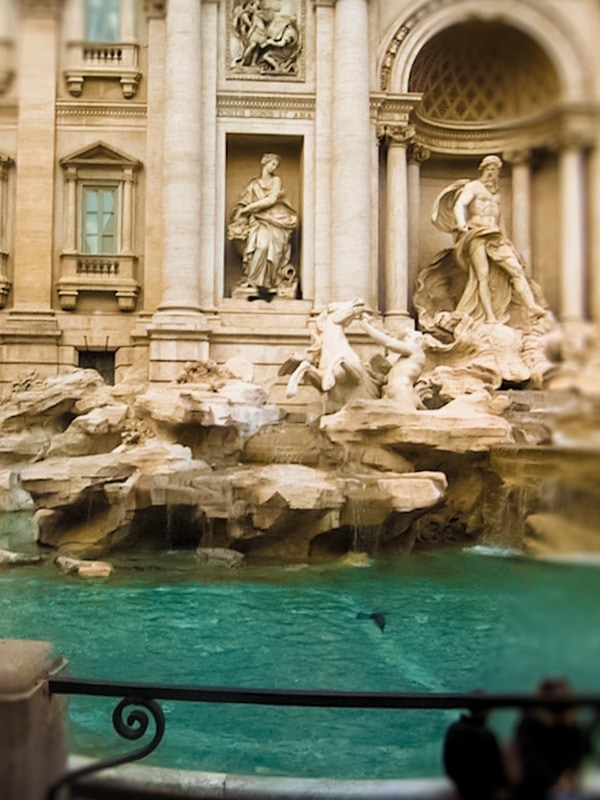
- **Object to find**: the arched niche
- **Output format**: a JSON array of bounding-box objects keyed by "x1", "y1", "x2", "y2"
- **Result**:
[{"x1": 379, "y1": 0, "x2": 593, "y2": 102}]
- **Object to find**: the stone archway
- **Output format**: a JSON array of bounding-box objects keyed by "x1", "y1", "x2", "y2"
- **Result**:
[
  {"x1": 407, "y1": 21, "x2": 560, "y2": 127},
  {"x1": 379, "y1": 0, "x2": 592, "y2": 101}
]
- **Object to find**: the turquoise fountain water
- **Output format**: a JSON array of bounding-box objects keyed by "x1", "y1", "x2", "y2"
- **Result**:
[{"x1": 1, "y1": 548, "x2": 599, "y2": 779}]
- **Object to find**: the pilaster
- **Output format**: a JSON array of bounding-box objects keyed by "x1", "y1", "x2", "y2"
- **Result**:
[{"x1": 11, "y1": 0, "x2": 61, "y2": 319}]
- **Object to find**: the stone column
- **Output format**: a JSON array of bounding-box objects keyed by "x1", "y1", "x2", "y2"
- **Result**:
[
  {"x1": 0, "y1": 639, "x2": 67, "y2": 800},
  {"x1": 505, "y1": 149, "x2": 532, "y2": 271},
  {"x1": 330, "y1": 0, "x2": 373, "y2": 307},
  {"x1": 121, "y1": 0, "x2": 136, "y2": 42},
  {"x1": 381, "y1": 125, "x2": 413, "y2": 330},
  {"x1": 147, "y1": 0, "x2": 209, "y2": 381},
  {"x1": 11, "y1": 0, "x2": 61, "y2": 312},
  {"x1": 312, "y1": 0, "x2": 335, "y2": 309},
  {"x1": 407, "y1": 142, "x2": 429, "y2": 324},
  {"x1": 589, "y1": 142, "x2": 600, "y2": 323},
  {"x1": 200, "y1": 0, "x2": 218, "y2": 312},
  {"x1": 141, "y1": 0, "x2": 166, "y2": 312},
  {"x1": 158, "y1": 0, "x2": 203, "y2": 316},
  {"x1": 559, "y1": 143, "x2": 587, "y2": 321}
]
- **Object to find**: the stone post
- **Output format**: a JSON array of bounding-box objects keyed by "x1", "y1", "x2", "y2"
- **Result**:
[
  {"x1": 330, "y1": 0, "x2": 373, "y2": 307},
  {"x1": 200, "y1": 0, "x2": 219, "y2": 312},
  {"x1": 0, "y1": 639, "x2": 67, "y2": 800},
  {"x1": 121, "y1": 0, "x2": 136, "y2": 42},
  {"x1": 505, "y1": 149, "x2": 533, "y2": 272},
  {"x1": 374, "y1": 93, "x2": 421, "y2": 330},
  {"x1": 407, "y1": 142, "x2": 429, "y2": 324},
  {"x1": 559, "y1": 143, "x2": 586, "y2": 321},
  {"x1": 382, "y1": 124, "x2": 412, "y2": 330},
  {"x1": 312, "y1": 0, "x2": 335, "y2": 309},
  {"x1": 158, "y1": 0, "x2": 203, "y2": 315}
]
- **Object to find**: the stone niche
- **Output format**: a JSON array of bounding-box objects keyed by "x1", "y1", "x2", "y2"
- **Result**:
[{"x1": 224, "y1": 133, "x2": 303, "y2": 298}]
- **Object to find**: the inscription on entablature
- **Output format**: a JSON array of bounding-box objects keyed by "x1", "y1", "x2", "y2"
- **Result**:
[
  {"x1": 217, "y1": 94, "x2": 314, "y2": 120},
  {"x1": 228, "y1": 0, "x2": 304, "y2": 82}
]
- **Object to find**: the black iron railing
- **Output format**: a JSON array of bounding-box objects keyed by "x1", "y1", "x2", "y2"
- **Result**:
[{"x1": 47, "y1": 677, "x2": 600, "y2": 799}]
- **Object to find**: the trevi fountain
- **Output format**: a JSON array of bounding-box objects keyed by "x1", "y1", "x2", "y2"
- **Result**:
[
  {"x1": 1, "y1": 156, "x2": 599, "y2": 794},
  {"x1": 0, "y1": 157, "x2": 597, "y2": 574}
]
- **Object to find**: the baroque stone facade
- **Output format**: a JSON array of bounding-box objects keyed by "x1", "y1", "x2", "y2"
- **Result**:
[{"x1": 0, "y1": 0, "x2": 598, "y2": 391}]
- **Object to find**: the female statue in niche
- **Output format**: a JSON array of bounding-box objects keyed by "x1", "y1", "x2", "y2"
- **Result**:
[{"x1": 227, "y1": 153, "x2": 299, "y2": 299}]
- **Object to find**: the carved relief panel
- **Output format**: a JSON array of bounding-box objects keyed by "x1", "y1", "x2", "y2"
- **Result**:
[{"x1": 228, "y1": 0, "x2": 304, "y2": 80}]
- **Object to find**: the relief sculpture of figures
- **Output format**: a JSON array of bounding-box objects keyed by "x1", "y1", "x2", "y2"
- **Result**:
[
  {"x1": 227, "y1": 153, "x2": 299, "y2": 300},
  {"x1": 413, "y1": 155, "x2": 561, "y2": 397},
  {"x1": 231, "y1": 1, "x2": 302, "y2": 76}
]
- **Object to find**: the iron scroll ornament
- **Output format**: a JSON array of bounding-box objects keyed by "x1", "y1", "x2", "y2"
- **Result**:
[{"x1": 47, "y1": 696, "x2": 165, "y2": 799}]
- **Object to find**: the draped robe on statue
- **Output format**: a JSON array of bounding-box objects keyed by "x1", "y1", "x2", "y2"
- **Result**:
[
  {"x1": 415, "y1": 179, "x2": 542, "y2": 331},
  {"x1": 228, "y1": 177, "x2": 298, "y2": 290}
]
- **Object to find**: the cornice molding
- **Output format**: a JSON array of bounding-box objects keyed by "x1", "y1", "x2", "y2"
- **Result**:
[
  {"x1": 56, "y1": 102, "x2": 147, "y2": 120},
  {"x1": 217, "y1": 92, "x2": 315, "y2": 120},
  {"x1": 412, "y1": 103, "x2": 600, "y2": 155}
]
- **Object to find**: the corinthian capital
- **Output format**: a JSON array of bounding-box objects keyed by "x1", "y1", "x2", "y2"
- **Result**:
[
  {"x1": 377, "y1": 123, "x2": 415, "y2": 147},
  {"x1": 144, "y1": 0, "x2": 167, "y2": 19}
]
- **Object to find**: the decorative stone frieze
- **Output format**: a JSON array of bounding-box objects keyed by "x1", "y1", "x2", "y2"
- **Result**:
[
  {"x1": 56, "y1": 102, "x2": 147, "y2": 121},
  {"x1": 217, "y1": 92, "x2": 315, "y2": 119}
]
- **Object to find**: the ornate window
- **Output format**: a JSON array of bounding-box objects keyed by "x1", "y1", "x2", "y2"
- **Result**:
[
  {"x1": 58, "y1": 142, "x2": 141, "y2": 312},
  {"x1": 64, "y1": 0, "x2": 140, "y2": 99}
]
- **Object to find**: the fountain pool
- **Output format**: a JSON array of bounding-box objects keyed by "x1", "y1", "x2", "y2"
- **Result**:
[{"x1": 1, "y1": 548, "x2": 599, "y2": 780}]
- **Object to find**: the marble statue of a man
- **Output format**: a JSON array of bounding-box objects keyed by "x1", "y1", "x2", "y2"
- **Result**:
[{"x1": 428, "y1": 154, "x2": 545, "y2": 326}]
